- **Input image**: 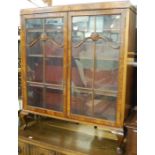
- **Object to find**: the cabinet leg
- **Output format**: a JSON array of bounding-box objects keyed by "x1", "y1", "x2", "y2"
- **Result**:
[
  {"x1": 116, "y1": 134, "x2": 124, "y2": 154},
  {"x1": 19, "y1": 110, "x2": 29, "y2": 130},
  {"x1": 19, "y1": 111, "x2": 37, "y2": 130},
  {"x1": 116, "y1": 129, "x2": 127, "y2": 155}
]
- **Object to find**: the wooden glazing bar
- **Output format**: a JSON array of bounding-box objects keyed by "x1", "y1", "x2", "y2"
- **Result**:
[
  {"x1": 42, "y1": 18, "x2": 46, "y2": 108},
  {"x1": 92, "y1": 15, "x2": 97, "y2": 117},
  {"x1": 63, "y1": 13, "x2": 68, "y2": 115}
]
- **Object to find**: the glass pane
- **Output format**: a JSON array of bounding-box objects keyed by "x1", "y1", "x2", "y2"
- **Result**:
[
  {"x1": 96, "y1": 15, "x2": 121, "y2": 31},
  {"x1": 27, "y1": 85, "x2": 43, "y2": 107},
  {"x1": 26, "y1": 19, "x2": 43, "y2": 29},
  {"x1": 96, "y1": 41, "x2": 120, "y2": 60},
  {"x1": 72, "y1": 42, "x2": 93, "y2": 88},
  {"x1": 45, "y1": 18, "x2": 63, "y2": 31},
  {"x1": 27, "y1": 57, "x2": 43, "y2": 82},
  {"x1": 96, "y1": 15, "x2": 121, "y2": 53},
  {"x1": 26, "y1": 19, "x2": 43, "y2": 55},
  {"x1": 72, "y1": 16, "x2": 94, "y2": 44},
  {"x1": 45, "y1": 41, "x2": 63, "y2": 57},
  {"x1": 71, "y1": 88, "x2": 92, "y2": 116},
  {"x1": 94, "y1": 15, "x2": 121, "y2": 92},
  {"x1": 45, "y1": 18, "x2": 64, "y2": 45},
  {"x1": 45, "y1": 88, "x2": 63, "y2": 111},
  {"x1": 26, "y1": 32, "x2": 43, "y2": 55},
  {"x1": 94, "y1": 60, "x2": 118, "y2": 91},
  {"x1": 94, "y1": 93, "x2": 116, "y2": 121},
  {"x1": 72, "y1": 16, "x2": 95, "y2": 88},
  {"x1": 45, "y1": 57, "x2": 63, "y2": 85}
]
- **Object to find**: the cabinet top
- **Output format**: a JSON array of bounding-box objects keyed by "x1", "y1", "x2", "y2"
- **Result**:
[{"x1": 21, "y1": 1, "x2": 136, "y2": 15}]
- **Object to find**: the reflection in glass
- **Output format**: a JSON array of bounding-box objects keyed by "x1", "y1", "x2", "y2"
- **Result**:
[
  {"x1": 27, "y1": 85, "x2": 43, "y2": 107},
  {"x1": 26, "y1": 19, "x2": 43, "y2": 29},
  {"x1": 71, "y1": 88, "x2": 92, "y2": 116},
  {"x1": 45, "y1": 18, "x2": 63, "y2": 31},
  {"x1": 72, "y1": 42, "x2": 94, "y2": 88},
  {"x1": 26, "y1": 19, "x2": 43, "y2": 55},
  {"x1": 27, "y1": 57, "x2": 43, "y2": 82},
  {"x1": 27, "y1": 32, "x2": 43, "y2": 55},
  {"x1": 72, "y1": 16, "x2": 95, "y2": 44},
  {"x1": 45, "y1": 88, "x2": 63, "y2": 111},
  {"x1": 94, "y1": 60, "x2": 118, "y2": 91},
  {"x1": 94, "y1": 94, "x2": 116, "y2": 121},
  {"x1": 45, "y1": 57, "x2": 63, "y2": 85},
  {"x1": 45, "y1": 41, "x2": 63, "y2": 57},
  {"x1": 46, "y1": 31, "x2": 64, "y2": 46},
  {"x1": 45, "y1": 18, "x2": 64, "y2": 45},
  {"x1": 96, "y1": 41, "x2": 120, "y2": 59},
  {"x1": 96, "y1": 15, "x2": 121, "y2": 31}
]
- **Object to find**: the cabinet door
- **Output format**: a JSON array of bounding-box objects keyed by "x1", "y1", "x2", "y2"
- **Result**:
[
  {"x1": 18, "y1": 141, "x2": 29, "y2": 155},
  {"x1": 68, "y1": 10, "x2": 126, "y2": 125},
  {"x1": 21, "y1": 13, "x2": 67, "y2": 116}
]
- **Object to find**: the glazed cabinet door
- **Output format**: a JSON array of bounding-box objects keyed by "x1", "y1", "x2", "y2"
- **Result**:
[
  {"x1": 68, "y1": 10, "x2": 126, "y2": 125},
  {"x1": 21, "y1": 12, "x2": 67, "y2": 117}
]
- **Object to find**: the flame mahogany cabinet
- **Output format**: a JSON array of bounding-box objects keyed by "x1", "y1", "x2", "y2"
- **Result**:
[{"x1": 20, "y1": 1, "x2": 136, "y2": 132}]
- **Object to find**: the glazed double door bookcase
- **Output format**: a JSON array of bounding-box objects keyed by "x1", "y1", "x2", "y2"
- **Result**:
[{"x1": 21, "y1": 2, "x2": 136, "y2": 128}]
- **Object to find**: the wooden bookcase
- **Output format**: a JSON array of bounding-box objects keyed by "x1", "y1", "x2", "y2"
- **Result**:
[{"x1": 20, "y1": 1, "x2": 136, "y2": 130}]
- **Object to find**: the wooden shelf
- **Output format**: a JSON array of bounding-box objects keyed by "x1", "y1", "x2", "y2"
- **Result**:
[
  {"x1": 27, "y1": 81, "x2": 63, "y2": 90},
  {"x1": 102, "y1": 28, "x2": 120, "y2": 32},
  {"x1": 45, "y1": 55, "x2": 63, "y2": 58},
  {"x1": 27, "y1": 54, "x2": 63, "y2": 58},
  {"x1": 73, "y1": 28, "x2": 120, "y2": 33},
  {"x1": 27, "y1": 54, "x2": 43, "y2": 57},
  {"x1": 27, "y1": 28, "x2": 63, "y2": 33},
  {"x1": 73, "y1": 57, "x2": 119, "y2": 61},
  {"x1": 72, "y1": 86, "x2": 117, "y2": 97}
]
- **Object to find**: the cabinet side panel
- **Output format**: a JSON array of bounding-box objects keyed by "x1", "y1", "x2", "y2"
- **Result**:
[
  {"x1": 125, "y1": 9, "x2": 137, "y2": 119},
  {"x1": 125, "y1": 66, "x2": 136, "y2": 118},
  {"x1": 21, "y1": 15, "x2": 28, "y2": 110},
  {"x1": 128, "y1": 10, "x2": 137, "y2": 53}
]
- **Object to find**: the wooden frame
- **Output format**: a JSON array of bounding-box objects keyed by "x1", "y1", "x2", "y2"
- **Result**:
[{"x1": 21, "y1": 1, "x2": 136, "y2": 130}]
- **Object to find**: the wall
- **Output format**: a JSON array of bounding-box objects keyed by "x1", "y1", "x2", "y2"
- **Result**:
[{"x1": 53, "y1": 0, "x2": 137, "y2": 6}]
